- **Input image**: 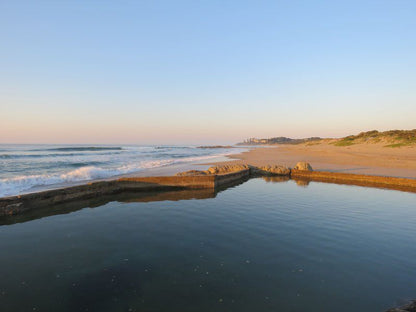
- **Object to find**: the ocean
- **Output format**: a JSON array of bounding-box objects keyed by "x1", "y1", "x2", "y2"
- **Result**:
[{"x1": 0, "y1": 144, "x2": 243, "y2": 197}]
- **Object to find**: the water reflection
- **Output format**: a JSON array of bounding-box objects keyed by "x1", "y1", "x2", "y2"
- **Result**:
[
  {"x1": 0, "y1": 177, "x2": 252, "y2": 226},
  {"x1": 0, "y1": 189, "x2": 217, "y2": 226},
  {"x1": 294, "y1": 179, "x2": 310, "y2": 187},
  {"x1": 261, "y1": 176, "x2": 290, "y2": 183},
  {"x1": 0, "y1": 178, "x2": 415, "y2": 312},
  {"x1": 261, "y1": 175, "x2": 310, "y2": 187}
]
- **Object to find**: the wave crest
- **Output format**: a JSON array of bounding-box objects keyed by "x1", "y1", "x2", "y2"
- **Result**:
[{"x1": 0, "y1": 151, "x2": 237, "y2": 197}]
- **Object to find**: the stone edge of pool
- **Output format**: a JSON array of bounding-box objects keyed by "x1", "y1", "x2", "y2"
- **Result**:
[{"x1": 1, "y1": 164, "x2": 416, "y2": 217}]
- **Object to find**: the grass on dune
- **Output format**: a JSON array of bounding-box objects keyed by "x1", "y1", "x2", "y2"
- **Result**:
[
  {"x1": 332, "y1": 129, "x2": 416, "y2": 147},
  {"x1": 384, "y1": 143, "x2": 413, "y2": 148}
]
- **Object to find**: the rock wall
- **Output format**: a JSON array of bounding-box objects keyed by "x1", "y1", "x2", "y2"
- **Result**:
[
  {"x1": 2, "y1": 161, "x2": 416, "y2": 217},
  {"x1": 0, "y1": 170, "x2": 251, "y2": 216}
]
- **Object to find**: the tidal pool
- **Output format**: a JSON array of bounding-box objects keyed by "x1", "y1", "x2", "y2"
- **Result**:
[{"x1": 1, "y1": 178, "x2": 416, "y2": 311}]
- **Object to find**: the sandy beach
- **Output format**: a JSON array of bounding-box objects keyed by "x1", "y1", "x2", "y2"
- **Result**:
[{"x1": 211, "y1": 142, "x2": 416, "y2": 179}]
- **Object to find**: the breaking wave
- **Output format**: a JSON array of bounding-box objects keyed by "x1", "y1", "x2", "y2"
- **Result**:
[{"x1": 0, "y1": 153, "x2": 232, "y2": 197}]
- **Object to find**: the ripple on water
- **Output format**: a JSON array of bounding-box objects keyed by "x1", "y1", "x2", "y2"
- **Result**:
[{"x1": 0, "y1": 179, "x2": 415, "y2": 311}]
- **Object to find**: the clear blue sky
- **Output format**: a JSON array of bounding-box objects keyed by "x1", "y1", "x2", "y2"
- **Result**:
[{"x1": 1, "y1": 0, "x2": 415, "y2": 144}]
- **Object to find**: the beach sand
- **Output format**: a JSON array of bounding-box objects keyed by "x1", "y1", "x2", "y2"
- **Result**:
[{"x1": 210, "y1": 142, "x2": 416, "y2": 179}]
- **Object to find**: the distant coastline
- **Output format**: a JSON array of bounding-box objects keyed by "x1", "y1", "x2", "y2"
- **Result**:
[
  {"x1": 197, "y1": 145, "x2": 235, "y2": 149},
  {"x1": 237, "y1": 129, "x2": 416, "y2": 148}
]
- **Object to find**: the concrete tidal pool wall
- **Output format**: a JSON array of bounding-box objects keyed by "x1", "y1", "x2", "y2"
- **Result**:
[{"x1": 0, "y1": 169, "x2": 250, "y2": 216}]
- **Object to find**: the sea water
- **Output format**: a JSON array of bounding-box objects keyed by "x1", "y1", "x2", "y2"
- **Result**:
[
  {"x1": 0, "y1": 144, "x2": 242, "y2": 197},
  {"x1": 0, "y1": 178, "x2": 415, "y2": 311}
]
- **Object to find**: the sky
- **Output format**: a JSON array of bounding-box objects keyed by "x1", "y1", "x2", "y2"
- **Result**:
[{"x1": 1, "y1": 0, "x2": 415, "y2": 144}]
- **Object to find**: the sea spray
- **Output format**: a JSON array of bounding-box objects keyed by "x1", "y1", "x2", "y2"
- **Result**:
[{"x1": 0, "y1": 145, "x2": 244, "y2": 197}]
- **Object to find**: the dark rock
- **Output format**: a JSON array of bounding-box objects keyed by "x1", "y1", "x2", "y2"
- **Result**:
[
  {"x1": 252, "y1": 165, "x2": 291, "y2": 176},
  {"x1": 386, "y1": 300, "x2": 416, "y2": 312},
  {"x1": 207, "y1": 164, "x2": 250, "y2": 175}
]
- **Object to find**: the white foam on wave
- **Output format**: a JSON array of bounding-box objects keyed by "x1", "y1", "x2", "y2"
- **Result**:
[{"x1": 0, "y1": 151, "x2": 237, "y2": 197}]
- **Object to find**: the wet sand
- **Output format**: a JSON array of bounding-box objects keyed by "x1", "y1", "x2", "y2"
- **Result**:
[{"x1": 211, "y1": 142, "x2": 416, "y2": 179}]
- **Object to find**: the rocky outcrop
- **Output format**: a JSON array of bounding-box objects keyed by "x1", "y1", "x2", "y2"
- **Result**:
[
  {"x1": 175, "y1": 165, "x2": 251, "y2": 176},
  {"x1": 176, "y1": 164, "x2": 291, "y2": 177},
  {"x1": 386, "y1": 300, "x2": 416, "y2": 312},
  {"x1": 207, "y1": 164, "x2": 251, "y2": 175},
  {"x1": 294, "y1": 162, "x2": 313, "y2": 171},
  {"x1": 254, "y1": 165, "x2": 291, "y2": 176}
]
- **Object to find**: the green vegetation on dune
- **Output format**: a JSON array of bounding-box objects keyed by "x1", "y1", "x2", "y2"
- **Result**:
[
  {"x1": 333, "y1": 139, "x2": 355, "y2": 146},
  {"x1": 333, "y1": 129, "x2": 416, "y2": 147},
  {"x1": 332, "y1": 135, "x2": 358, "y2": 146},
  {"x1": 384, "y1": 143, "x2": 409, "y2": 148}
]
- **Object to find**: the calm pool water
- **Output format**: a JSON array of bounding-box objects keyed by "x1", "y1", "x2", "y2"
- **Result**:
[{"x1": 1, "y1": 178, "x2": 416, "y2": 312}]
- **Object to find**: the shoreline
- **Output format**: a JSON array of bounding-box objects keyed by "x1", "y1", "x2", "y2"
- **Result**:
[
  {"x1": 2, "y1": 143, "x2": 416, "y2": 216},
  {"x1": 1, "y1": 163, "x2": 416, "y2": 217}
]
